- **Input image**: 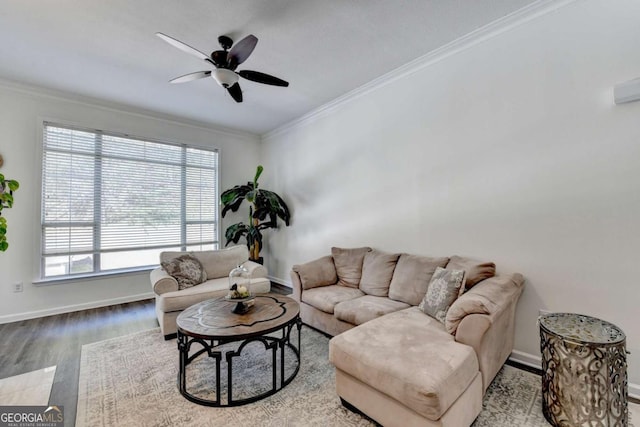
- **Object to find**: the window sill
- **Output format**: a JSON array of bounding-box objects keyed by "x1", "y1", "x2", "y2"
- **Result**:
[{"x1": 33, "y1": 266, "x2": 157, "y2": 286}]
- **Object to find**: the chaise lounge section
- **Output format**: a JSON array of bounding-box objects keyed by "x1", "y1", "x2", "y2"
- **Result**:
[{"x1": 291, "y1": 247, "x2": 524, "y2": 427}]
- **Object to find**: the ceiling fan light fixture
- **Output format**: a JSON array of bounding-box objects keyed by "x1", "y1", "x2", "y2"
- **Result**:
[{"x1": 211, "y1": 68, "x2": 239, "y2": 88}]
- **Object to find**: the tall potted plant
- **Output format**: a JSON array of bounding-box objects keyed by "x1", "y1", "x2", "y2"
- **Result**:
[{"x1": 221, "y1": 165, "x2": 290, "y2": 262}]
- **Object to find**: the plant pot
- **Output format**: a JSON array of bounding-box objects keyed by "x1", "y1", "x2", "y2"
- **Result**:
[{"x1": 250, "y1": 257, "x2": 264, "y2": 265}]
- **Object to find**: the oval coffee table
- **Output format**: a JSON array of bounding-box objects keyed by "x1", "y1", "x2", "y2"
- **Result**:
[{"x1": 176, "y1": 293, "x2": 301, "y2": 407}]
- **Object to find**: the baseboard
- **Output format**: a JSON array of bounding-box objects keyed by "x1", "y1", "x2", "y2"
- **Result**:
[
  {"x1": 268, "y1": 275, "x2": 292, "y2": 288},
  {"x1": 509, "y1": 349, "x2": 640, "y2": 401},
  {"x1": 509, "y1": 349, "x2": 542, "y2": 371},
  {"x1": 0, "y1": 292, "x2": 155, "y2": 324}
]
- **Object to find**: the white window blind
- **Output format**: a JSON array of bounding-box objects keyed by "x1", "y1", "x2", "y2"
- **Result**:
[{"x1": 41, "y1": 122, "x2": 219, "y2": 279}]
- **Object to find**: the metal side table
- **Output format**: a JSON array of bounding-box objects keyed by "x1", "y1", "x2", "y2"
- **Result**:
[{"x1": 539, "y1": 313, "x2": 628, "y2": 426}]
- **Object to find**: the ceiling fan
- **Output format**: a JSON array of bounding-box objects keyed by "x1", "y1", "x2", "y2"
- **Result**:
[{"x1": 156, "y1": 32, "x2": 289, "y2": 103}]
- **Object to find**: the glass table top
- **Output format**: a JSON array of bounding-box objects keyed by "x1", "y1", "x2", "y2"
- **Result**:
[{"x1": 539, "y1": 312, "x2": 625, "y2": 344}]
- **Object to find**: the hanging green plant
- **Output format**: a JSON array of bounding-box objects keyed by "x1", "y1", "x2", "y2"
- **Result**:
[{"x1": 0, "y1": 173, "x2": 20, "y2": 251}]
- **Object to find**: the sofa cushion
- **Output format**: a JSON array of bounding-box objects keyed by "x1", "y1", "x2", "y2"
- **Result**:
[
  {"x1": 388, "y1": 254, "x2": 449, "y2": 306},
  {"x1": 329, "y1": 307, "x2": 479, "y2": 421},
  {"x1": 160, "y1": 246, "x2": 248, "y2": 280},
  {"x1": 446, "y1": 255, "x2": 495, "y2": 290},
  {"x1": 334, "y1": 295, "x2": 410, "y2": 325},
  {"x1": 160, "y1": 254, "x2": 207, "y2": 290},
  {"x1": 419, "y1": 267, "x2": 466, "y2": 324},
  {"x1": 301, "y1": 285, "x2": 365, "y2": 314},
  {"x1": 331, "y1": 247, "x2": 372, "y2": 288},
  {"x1": 157, "y1": 277, "x2": 271, "y2": 312},
  {"x1": 359, "y1": 250, "x2": 400, "y2": 296},
  {"x1": 292, "y1": 255, "x2": 337, "y2": 290}
]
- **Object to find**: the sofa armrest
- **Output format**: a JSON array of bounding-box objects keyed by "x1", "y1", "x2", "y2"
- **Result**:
[
  {"x1": 290, "y1": 270, "x2": 303, "y2": 302},
  {"x1": 454, "y1": 314, "x2": 492, "y2": 353},
  {"x1": 150, "y1": 267, "x2": 179, "y2": 295},
  {"x1": 241, "y1": 260, "x2": 268, "y2": 279},
  {"x1": 452, "y1": 273, "x2": 525, "y2": 390},
  {"x1": 291, "y1": 255, "x2": 337, "y2": 291},
  {"x1": 448, "y1": 273, "x2": 524, "y2": 333}
]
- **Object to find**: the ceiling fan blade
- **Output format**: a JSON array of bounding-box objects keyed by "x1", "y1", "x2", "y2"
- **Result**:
[
  {"x1": 169, "y1": 71, "x2": 211, "y2": 84},
  {"x1": 156, "y1": 32, "x2": 210, "y2": 62},
  {"x1": 238, "y1": 70, "x2": 289, "y2": 87},
  {"x1": 227, "y1": 82, "x2": 243, "y2": 103},
  {"x1": 228, "y1": 35, "x2": 258, "y2": 68}
]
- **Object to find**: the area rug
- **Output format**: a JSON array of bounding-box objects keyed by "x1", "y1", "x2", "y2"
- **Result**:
[{"x1": 77, "y1": 326, "x2": 634, "y2": 426}]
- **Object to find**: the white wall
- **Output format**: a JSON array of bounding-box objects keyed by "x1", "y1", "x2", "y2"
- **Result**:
[
  {"x1": 261, "y1": 0, "x2": 640, "y2": 389},
  {"x1": 0, "y1": 82, "x2": 260, "y2": 321}
]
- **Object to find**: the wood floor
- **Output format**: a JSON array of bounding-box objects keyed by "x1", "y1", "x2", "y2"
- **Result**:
[
  {"x1": 0, "y1": 299, "x2": 158, "y2": 426},
  {"x1": 0, "y1": 284, "x2": 290, "y2": 426},
  {"x1": 2, "y1": 285, "x2": 636, "y2": 426}
]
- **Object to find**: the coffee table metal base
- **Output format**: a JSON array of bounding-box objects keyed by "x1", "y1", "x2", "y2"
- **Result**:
[{"x1": 177, "y1": 316, "x2": 302, "y2": 407}]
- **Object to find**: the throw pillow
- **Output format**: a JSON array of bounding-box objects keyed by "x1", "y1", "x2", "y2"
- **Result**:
[
  {"x1": 161, "y1": 254, "x2": 207, "y2": 290},
  {"x1": 359, "y1": 250, "x2": 401, "y2": 296},
  {"x1": 446, "y1": 255, "x2": 495, "y2": 290},
  {"x1": 292, "y1": 255, "x2": 338, "y2": 290},
  {"x1": 419, "y1": 267, "x2": 466, "y2": 324},
  {"x1": 388, "y1": 254, "x2": 450, "y2": 305},
  {"x1": 331, "y1": 247, "x2": 372, "y2": 288}
]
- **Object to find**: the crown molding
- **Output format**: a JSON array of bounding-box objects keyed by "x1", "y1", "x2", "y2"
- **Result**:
[
  {"x1": 0, "y1": 78, "x2": 259, "y2": 140},
  {"x1": 262, "y1": 0, "x2": 579, "y2": 142}
]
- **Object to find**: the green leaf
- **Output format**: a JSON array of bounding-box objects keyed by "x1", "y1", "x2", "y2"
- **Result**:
[
  {"x1": 0, "y1": 241, "x2": 8, "y2": 251},
  {"x1": 253, "y1": 165, "x2": 264, "y2": 187},
  {"x1": 7, "y1": 180, "x2": 19, "y2": 192},
  {"x1": 220, "y1": 184, "x2": 253, "y2": 217},
  {"x1": 1, "y1": 193, "x2": 13, "y2": 208},
  {"x1": 224, "y1": 222, "x2": 249, "y2": 246},
  {"x1": 0, "y1": 226, "x2": 6, "y2": 235},
  {"x1": 255, "y1": 190, "x2": 290, "y2": 226}
]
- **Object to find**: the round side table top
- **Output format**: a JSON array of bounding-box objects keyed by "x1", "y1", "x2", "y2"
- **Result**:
[
  {"x1": 539, "y1": 312, "x2": 625, "y2": 345},
  {"x1": 177, "y1": 293, "x2": 299, "y2": 340}
]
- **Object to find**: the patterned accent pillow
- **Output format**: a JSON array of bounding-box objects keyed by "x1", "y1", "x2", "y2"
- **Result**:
[
  {"x1": 161, "y1": 254, "x2": 207, "y2": 290},
  {"x1": 418, "y1": 267, "x2": 466, "y2": 324}
]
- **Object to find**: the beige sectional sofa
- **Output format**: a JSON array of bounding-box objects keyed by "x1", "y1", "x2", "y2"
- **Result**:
[
  {"x1": 150, "y1": 245, "x2": 271, "y2": 338},
  {"x1": 290, "y1": 247, "x2": 524, "y2": 427}
]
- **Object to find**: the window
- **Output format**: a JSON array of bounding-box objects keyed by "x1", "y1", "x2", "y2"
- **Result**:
[{"x1": 41, "y1": 122, "x2": 219, "y2": 279}]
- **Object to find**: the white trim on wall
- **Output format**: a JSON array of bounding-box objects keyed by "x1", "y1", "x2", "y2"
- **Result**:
[
  {"x1": 0, "y1": 292, "x2": 155, "y2": 324},
  {"x1": 0, "y1": 78, "x2": 257, "y2": 140},
  {"x1": 262, "y1": 0, "x2": 579, "y2": 141},
  {"x1": 509, "y1": 350, "x2": 640, "y2": 400},
  {"x1": 268, "y1": 275, "x2": 292, "y2": 288}
]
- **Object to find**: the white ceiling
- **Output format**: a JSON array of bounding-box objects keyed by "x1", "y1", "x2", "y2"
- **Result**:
[{"x1": 0, "y1": 0, "x2": 538, "y2": 135}]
